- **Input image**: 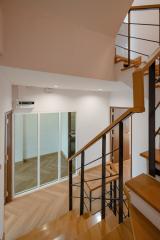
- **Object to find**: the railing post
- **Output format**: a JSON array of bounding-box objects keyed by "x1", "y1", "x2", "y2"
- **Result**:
[
  {"x1": 128, "y1": 10, "x2": 131, "y2": 66},
  {"x1": 101, "y1": 134, "x2": 106, "y2": 219},
  {"x1": 80, "y1": 151, "x2": 85, "y2": 215},
  {"x1": 149, "y1": 62, "x2": 156, "y2": 177},
  {"x1": 113, "y1": 180, "x2": 117, "y2": 215},
  {"x1": 119, "y1": 121, "x2": 124, "y2": 224},
  {"x1": 69, "y1": 159, "x2": 73, "y2": 211}
]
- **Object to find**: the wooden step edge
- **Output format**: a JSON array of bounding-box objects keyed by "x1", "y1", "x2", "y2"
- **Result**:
[
  {"x1": 126, "y1": 174, "x2": 160, "y2": 213},
  {"x1": 140, "y1": 150, "x2": 160, "y2": 164},
  {"x1": 104, "y1": 218, "x2": 134, "y2": 240},
  {"x1": 77, "y1": 212, "x2": 119, "y2": 240},
  {"x1": 115, "y1": 55, "x2": 142, "y2": 71},
  {"x1": 130, "y1": 204, "x2": 160, "y2": 240}
]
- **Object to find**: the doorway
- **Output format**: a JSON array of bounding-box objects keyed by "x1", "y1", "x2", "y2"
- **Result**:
[
  {"x1": 4, "y1": 111, "x2": 13, "y2": 204},
  {"x1": 110, "y1": 107, "x2": 132, "y2": 180}
]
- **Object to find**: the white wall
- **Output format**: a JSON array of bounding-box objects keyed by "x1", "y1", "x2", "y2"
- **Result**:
[
  {"x1": 0, "y1": 79, "x2": 12, "y2": 239},
  {"x1": 14, "y1": 86, "x2": 111, "y2": 168}
]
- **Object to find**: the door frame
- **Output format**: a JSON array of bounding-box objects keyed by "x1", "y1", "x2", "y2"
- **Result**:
[
  {"x1": 110, "y1": 106, "x2": 132, "y2": 177},
  {"x1": 4, "y1": 110, "x2": 13, "y2": 204}
]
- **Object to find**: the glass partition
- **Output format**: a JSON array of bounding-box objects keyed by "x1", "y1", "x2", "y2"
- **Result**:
[
  {"x1": 14, "y1": 114, "x2": 38, "y2": 194},
  {"x1": 40, "y1": 113, "x2": 59, "y2": 185},
  {"x1": 14, "y1": 112, "x2": 76, "y2": 195}
]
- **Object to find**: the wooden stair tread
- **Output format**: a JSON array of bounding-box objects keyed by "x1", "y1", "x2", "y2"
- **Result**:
[
  {"x1": 84, "y1": 164, "x2": 118, "y2": 192},
  {"x1": 104, "y1": 218, "x2": 133, "y2": 240},
  {"x1": 140, "y1": 149, "x2": 160, "y2": 164},
  {"x1": 126, "y1": 174, "x2": 160, "y2": 213},
  {"x1": 131, "y1": 204, "x2": 160, "y2": 240},
  {"x1": 77, "y1": 213, "x2": 118, "y2": 240},
  {"x1": 17, "y1": 211, "x2": 103, "y2": 240},
  {"x1": 85, "y1": 175, "x2": 118, "y2": 192}
]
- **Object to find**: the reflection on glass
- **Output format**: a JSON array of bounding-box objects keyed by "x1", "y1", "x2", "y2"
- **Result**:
[
  {"x1": 60, "y1": 112, "x2": 76, "y2": 178},
  {"x1": 14, "y1": 114, "x2": 38, "y2": 194},
  {"x1": 40, "y1": 113, "x2": 59, "y2": 185}
]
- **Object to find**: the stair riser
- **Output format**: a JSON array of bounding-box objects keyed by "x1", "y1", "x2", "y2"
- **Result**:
[{"x1": 130, "y1": 191, "x2": 160, "y2": 230}]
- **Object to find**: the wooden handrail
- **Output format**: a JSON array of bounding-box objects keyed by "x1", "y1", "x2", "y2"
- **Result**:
[
  {"x1": 130, "y1": 4, "x2": 160, "y2": 11},
  {"x1": 68, "y1": 47, "x2": 160, "y2": 162}
]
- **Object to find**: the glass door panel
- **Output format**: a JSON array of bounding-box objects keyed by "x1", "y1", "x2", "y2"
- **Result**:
[
  {"x1": 60, "y1": 113, "x2": 69, "y2": 178},
  {"x1": 60, "y1": 112, "x2": 76, "y2": 178},
  {"x1": 40, "y1": 113, "x2": 59, "y2": 185},
  {"x1": 14, "y1": 114, "x2": 38, "y2": 194}
]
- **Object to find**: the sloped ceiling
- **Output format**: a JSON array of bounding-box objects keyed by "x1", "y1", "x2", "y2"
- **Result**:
[{"x1": 0, "y1": 0, "x2": 133, "y2": 80}]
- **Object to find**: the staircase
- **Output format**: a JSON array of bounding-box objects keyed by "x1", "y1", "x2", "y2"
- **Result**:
[{"x1": 16, "y1": 4, "x2": 160, "y2": 240}]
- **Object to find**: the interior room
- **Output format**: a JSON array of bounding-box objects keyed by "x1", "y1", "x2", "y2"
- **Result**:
[{"x1": 0, "y1": 0, "x2": 160, "y2": 239}]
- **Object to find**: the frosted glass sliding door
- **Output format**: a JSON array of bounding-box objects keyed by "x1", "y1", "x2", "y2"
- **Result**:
[
  {"x1": 14, "y1": 114, "x2": 38, "y2": 194},
  {"x1": 40, "y1": 113, "x2": 59, "y2": 185}
]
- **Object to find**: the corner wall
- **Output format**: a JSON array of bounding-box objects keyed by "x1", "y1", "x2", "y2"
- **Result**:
[{"x1": 0, "y1": 79, "x2": 12, "y2": 239}]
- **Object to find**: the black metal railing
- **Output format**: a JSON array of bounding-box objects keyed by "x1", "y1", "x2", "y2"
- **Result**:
[
  {"x1": 68, "y1": 56, "x2": 159, "y2": 224},
  {"x1": 68, "y1": 118, "x2": 132, "y2": 224},
  {"x1": 116, "y1": 5, "x2": 160, "y2": 67},
  {"x1": 116, "y1": 5, "x2": 160, "y2": 177}
]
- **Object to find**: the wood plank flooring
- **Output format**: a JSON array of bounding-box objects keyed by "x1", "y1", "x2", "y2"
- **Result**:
[
  {"x1": 15, "y1": 152, "x2": 69, "y2": 193},
  {"x1": 5, "y1": 181, "x2": 70, "y2": 240},
  {"x1": 5, "y1": 160, "x2": 131, "y2": 240}
]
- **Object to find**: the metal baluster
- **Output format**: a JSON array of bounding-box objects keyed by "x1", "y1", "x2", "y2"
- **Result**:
[
  {"x1": 69, "y1": 160, "x2": 73, "y2": 211},
  {"x1": 101, "y1": 134, "x2": 106, "y2": 219},
  {"x1": 149, "y1": 62, "x2": 156, "y2": 177},
  {"x1": 113, "y1": 180, "x2": 117, "y2": 215},
  {"x1": 128, "y1": 10, "x2": 131, "y2": 66},
  {"x1": 80, "y1": 151, "x2": 85, "y2": 215},
  {"x1": 119, "y1": 121, "x2": 124, "y2": 224}
]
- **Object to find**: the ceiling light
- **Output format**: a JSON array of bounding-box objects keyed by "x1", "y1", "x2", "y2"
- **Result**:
[
  {"x1": 98, "y1": 88, "x2": 103, "y2": 92},
  {"x1": 54, "y1": 85, "x2": 59, "y2": 88}
]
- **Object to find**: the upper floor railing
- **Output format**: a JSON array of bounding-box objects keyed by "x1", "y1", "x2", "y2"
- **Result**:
[{"x1": 116, "y1": 4, "x2": 160, "y2": 67}]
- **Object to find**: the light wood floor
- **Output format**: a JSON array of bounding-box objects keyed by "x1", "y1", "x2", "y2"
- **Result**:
[
  {"x1": 15, "y1": 152, "x2": 69, "y2": 193},
  {"x1": 5, "y1": 160, "x2": 131, "y2": 240}
]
